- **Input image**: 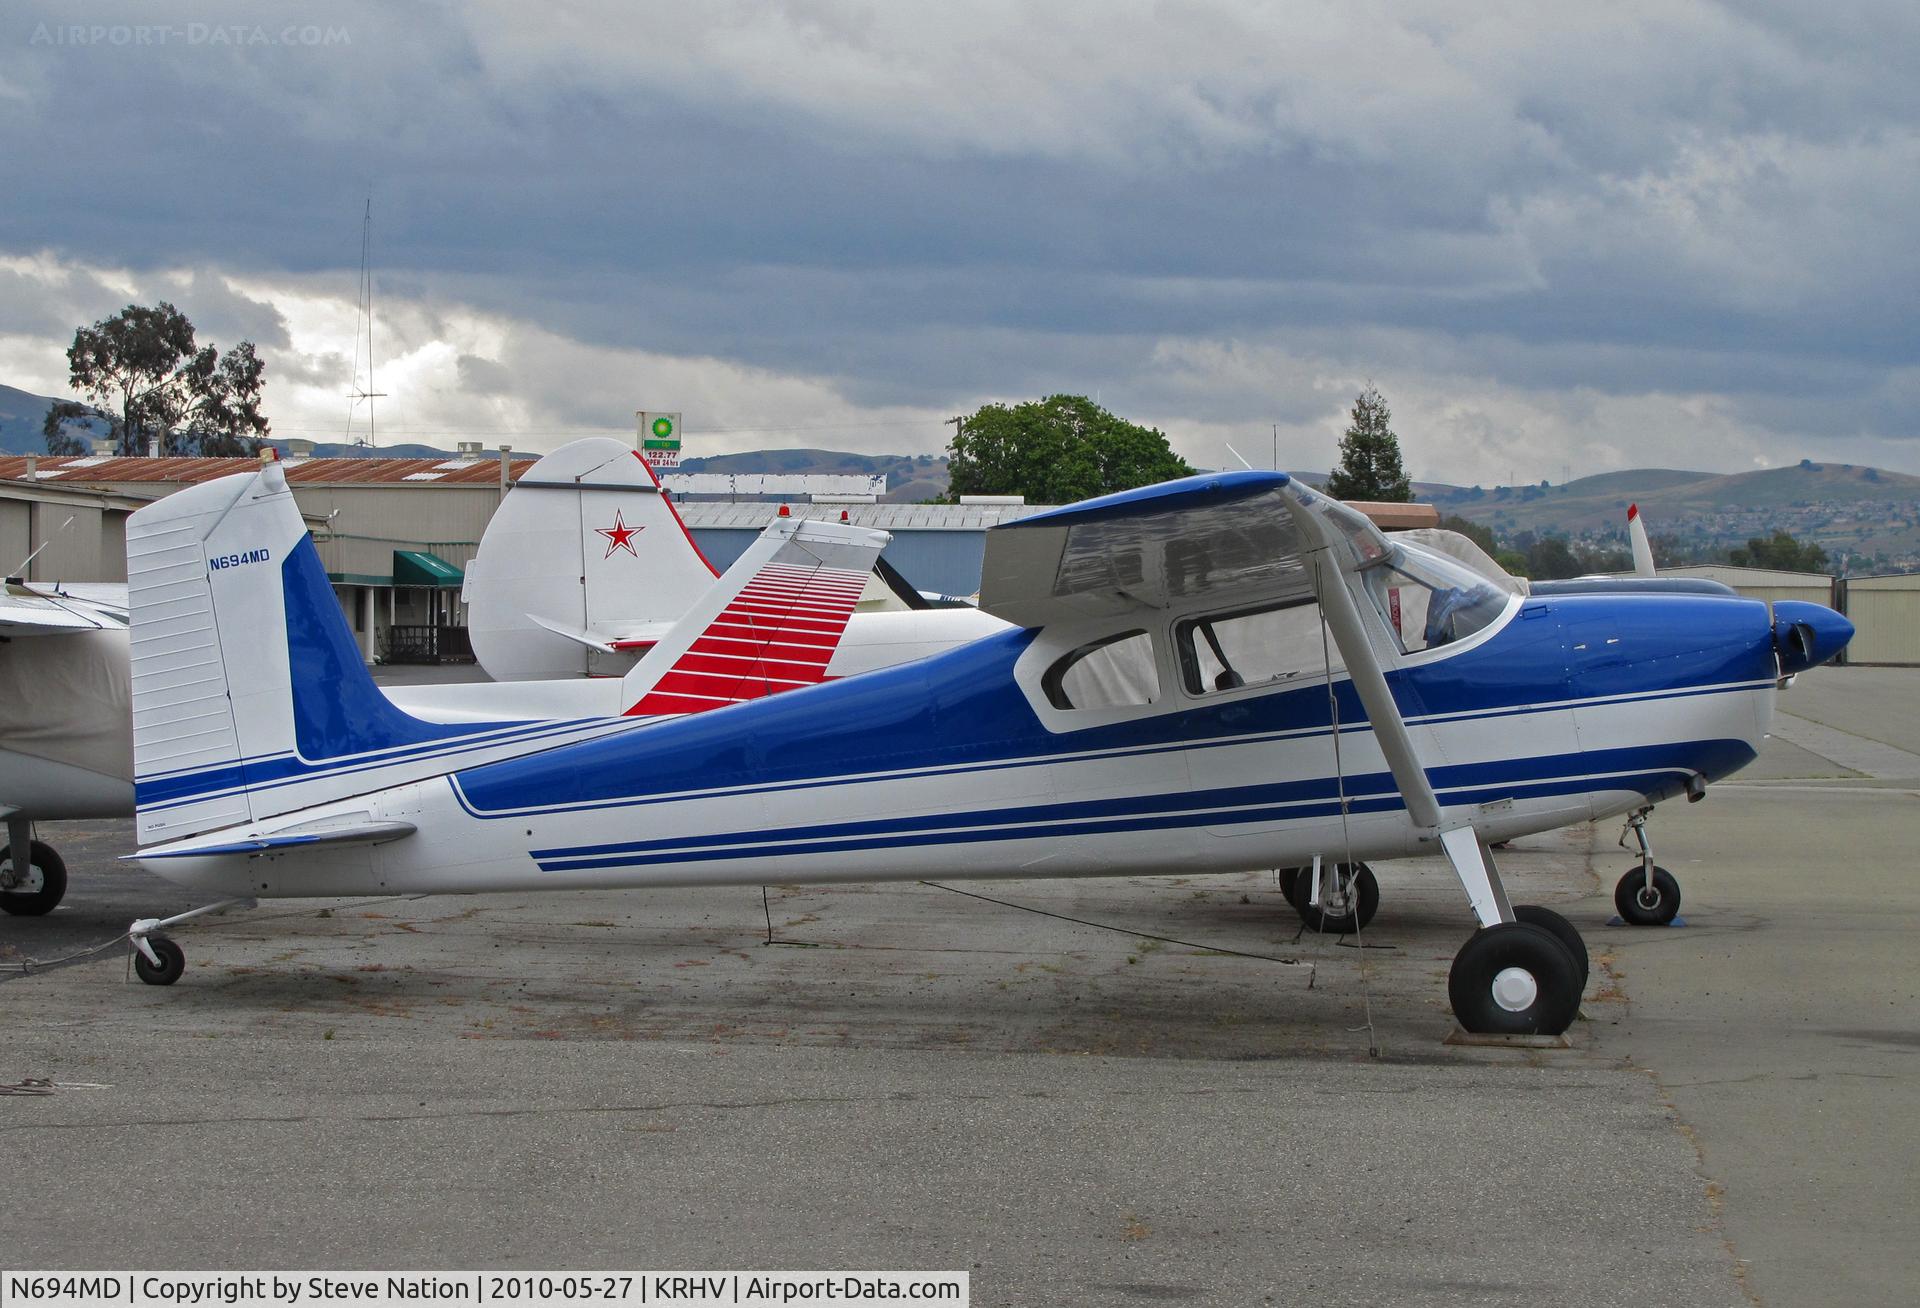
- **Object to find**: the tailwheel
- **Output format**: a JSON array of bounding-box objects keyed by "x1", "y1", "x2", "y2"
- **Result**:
[
  {"x1": 0, "y1": 840, "x2": 68, "y2": 917},
  {"x1": 1448, "y1": 922, "x2": 1581, "y2": 1035},
  {"x1": 1513, "y1": 904, "x2": 1589, "y2": 996},
  {"x1": 1295, "y1": 861, "x2": 1379, "y2": 936},
  {"x1": 133, "y1": 936, "x2": 186, "y2": 986},
  {"x1": 1614, "y1": 865, "x2": 1681, "y2": 926}
]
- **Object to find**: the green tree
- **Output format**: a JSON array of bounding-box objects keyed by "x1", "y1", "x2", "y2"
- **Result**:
[
  {"x1": 1525, "y1": 536, "x2": 1579, "y2": 580},
  {"x1": 1729, "y1": 530, "x2": 1830, "y2": 572},
  {"x1": 1437, "y1": 514, "x2": 1498, "y2": 557},
  {"x1": 1325, "y1": 386, "x2": 1411, "y2": 502},
  {"x1": 41, "y1": 400, "x2": 99, "y2": 455},
  {"x1": 57, "y1": 302, "x2": 269, "y2": 456},
  {"x1": 945, "y1": 394, "x2": 1192, "y2": 503},
  {"x1": 1494, "y1": 549, "x2": 1530, "y2": 578}
]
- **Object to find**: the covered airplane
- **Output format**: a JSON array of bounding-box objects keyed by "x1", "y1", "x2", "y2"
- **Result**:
[
  {"x1": 119, "y1": 464, "x2": 1853, "y2": 1034},
  {"x1": 0, "y1": 580, "x2": 130, "y2": 914}
]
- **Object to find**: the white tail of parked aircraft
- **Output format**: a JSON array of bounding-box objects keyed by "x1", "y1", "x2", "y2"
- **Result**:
[
  {"x1": 462, "y1": 439, "x2": 718, "y2": 678},
  {"x1": 464, "y1": 437, "x2": 1008, "y2": 684},
  {"x1": 1628, "y1": 503, "x2": 1656, "y2": 577}
]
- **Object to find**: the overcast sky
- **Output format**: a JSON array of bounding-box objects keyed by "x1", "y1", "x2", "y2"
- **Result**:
[{"x1": 3, "y1": 1, "x2": 1916, "y2": 483}]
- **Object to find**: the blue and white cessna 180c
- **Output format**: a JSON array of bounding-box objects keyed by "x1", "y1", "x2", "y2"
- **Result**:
[{"x1": 120, "y1": 462, "x2": 1852, "y2": 1034}]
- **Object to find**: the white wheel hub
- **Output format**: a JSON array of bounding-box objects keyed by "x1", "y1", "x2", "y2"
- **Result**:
[
  {"x1": 1491, "y1": 966, "x2": 1538, "y2": 1012},
  {"x1": 0, "y1": 860, "x2": 43, "y2": 893}
]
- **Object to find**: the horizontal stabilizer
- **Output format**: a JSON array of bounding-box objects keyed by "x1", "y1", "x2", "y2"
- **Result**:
[
  {"x1": 136, "y1": 818, "x2": 417, "y2": 859},
  {"x1": 528, "y1": 613, "x2": 670, "y2": 656}
]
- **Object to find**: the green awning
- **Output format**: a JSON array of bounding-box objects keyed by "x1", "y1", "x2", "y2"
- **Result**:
[{"x1": 392, "y1": 550, "x2": 463, "y2": 588}]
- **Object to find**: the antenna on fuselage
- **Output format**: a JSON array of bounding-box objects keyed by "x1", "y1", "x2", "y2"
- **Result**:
[{"x1": 10, "y1": 514, "x2": 76, "y2": 580}]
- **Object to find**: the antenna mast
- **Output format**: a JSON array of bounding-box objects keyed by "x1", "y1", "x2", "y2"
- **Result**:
[{"x1": 345, "y1": 196, "x2": 386, "y2": 449}]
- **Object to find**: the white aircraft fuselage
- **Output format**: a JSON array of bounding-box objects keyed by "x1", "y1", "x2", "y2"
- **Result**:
[{"x1": 141, "y1": 571, "x2": 1806, "y2": 902}]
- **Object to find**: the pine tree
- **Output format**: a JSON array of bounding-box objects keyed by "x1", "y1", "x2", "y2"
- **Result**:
[{"x1": 1325, "y1": 386, "x2": 1412, "y2": 502}]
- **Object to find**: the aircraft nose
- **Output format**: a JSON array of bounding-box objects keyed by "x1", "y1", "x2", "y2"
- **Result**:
[{"x1": 1772, "y1": 600, "x2": 1854, "y2": 675}]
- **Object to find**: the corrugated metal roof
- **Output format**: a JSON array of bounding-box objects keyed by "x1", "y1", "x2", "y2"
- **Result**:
[{"x1": 0, "y1": 454, "x2": 537, "y2": 487}]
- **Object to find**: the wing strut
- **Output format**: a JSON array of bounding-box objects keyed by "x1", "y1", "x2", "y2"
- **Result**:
[{"x1": 1291, "y1": 492, "x2": 1516, "y2": 927}]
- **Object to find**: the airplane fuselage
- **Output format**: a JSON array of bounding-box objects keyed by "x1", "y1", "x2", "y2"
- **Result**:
[{"x1": 143, "y1": 589, "x2": 1781, "y2": 899}]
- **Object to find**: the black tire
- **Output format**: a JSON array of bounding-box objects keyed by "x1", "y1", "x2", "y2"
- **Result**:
[
  {"x1": 0, "y1": 840, "x2": 68, "y2": 916},
  {"x1": 1513, "y1": 904, "x2": 1589, "y2": 996},
  {"x1": 133, "y1": 937, "x2": 186, "y2": 986},
  {"x1": 1448, "y1": 922, "x2": 1582, "y2": 1035},
  {"x1": 1614, "y1": 865, "x2": 1681, "y2": 926},
  {"x1": 1278, "y1": 867, "x2": 1306, "y2": 910},
  {"x1": 1298, "y1": 862, "x2": 1379, "y2": 935}
]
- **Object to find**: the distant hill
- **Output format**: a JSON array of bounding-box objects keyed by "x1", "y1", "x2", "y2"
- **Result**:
[
  {"x1": 270, "y1": 440, "x2": 464, "y2": 460},
  {"x1": 1430, "y1": 462, "x2": 1920, "y2": 571},
  {"x1": 0, "y1": 384, "x2": 77, "y2": 454}
]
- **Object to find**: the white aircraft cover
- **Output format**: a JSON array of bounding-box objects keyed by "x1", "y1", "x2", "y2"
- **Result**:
[{"x1": 0, "y1": 627, "x2": 131, "y2": 777}]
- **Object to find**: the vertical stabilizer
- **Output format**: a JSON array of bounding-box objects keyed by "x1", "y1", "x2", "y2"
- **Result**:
[
  {"x1": 465, "y1": 438, "x2": 717, "y2": 679},
  {"x1": 129, "y1": 468, "x2": 611, "y2": 845},
  {"x1": 1627, "y1": 504, "x2": 1656, "y2": 577}
]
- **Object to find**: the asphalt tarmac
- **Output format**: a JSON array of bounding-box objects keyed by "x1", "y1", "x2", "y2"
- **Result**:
[{"x1": 3, "y1": 667, "x2": 1914, "y2": 1307}]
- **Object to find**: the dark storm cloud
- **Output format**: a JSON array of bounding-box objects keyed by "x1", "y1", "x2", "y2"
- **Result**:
[{"x1": 3, "y1": 0, "x2": 1918, "y2": 472}]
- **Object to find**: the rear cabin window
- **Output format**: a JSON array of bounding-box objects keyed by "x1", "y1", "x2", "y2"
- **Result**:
[
  {"x1": 1178, "y1": 600, "x2": 1343, "y2": 695},
  {"x1": 1043, "y1": 630, "x2": 1161, "y2": 710}
]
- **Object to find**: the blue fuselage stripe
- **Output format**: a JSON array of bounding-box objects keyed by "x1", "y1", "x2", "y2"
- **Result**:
[{"x1": 528, "y1": 749, "x2": 1745, "y2": 874}]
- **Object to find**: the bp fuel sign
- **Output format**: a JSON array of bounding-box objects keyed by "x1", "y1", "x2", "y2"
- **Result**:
[{"x1": 637, "y1": 411, "x2": 683, "y2": 467}]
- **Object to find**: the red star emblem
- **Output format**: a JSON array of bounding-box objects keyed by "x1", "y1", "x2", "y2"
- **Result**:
[{"x1": 595, "y1": 510, "x2": 643, "y2": 558}]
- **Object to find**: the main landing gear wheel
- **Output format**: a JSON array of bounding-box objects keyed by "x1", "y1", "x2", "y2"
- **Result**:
[
  {"x1": 1513, "y1": 904, "x2": 1589, "y2": 996},
  {"x1": 1285, "y1": 862, "x2": 1379, "y2": 935},
  {"x1": 133, "y1": 936, "x2": 186, "y2": 986},
  {"x1": 1614, "y1": 866, "x2": 1681, "y2": 926},
  {"x1": 1448, "y1": 922, "x2": 1582, "y2": 1035},
  {"x1": 0, "y1": 840, "x2": 67, "y2": 916}
]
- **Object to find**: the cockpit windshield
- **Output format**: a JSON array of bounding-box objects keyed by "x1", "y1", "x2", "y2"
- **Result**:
[{"x1": 1361, "y1": 542, "x2": 1511, "y2": 653}]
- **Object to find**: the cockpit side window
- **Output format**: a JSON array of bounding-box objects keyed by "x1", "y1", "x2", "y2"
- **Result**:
[
  {"x1": 1362, "y1": 544, "x2": 1509, "y2": 653},
  {"x1": 1177, "y1": 599, "x2": 1343, "y2": 696},
  {"x1": 1042, "y1": 629, "x2": 1161, "y2": 710}
]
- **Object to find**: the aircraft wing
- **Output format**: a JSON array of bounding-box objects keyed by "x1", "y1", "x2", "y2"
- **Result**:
[
  {"x1": 0, "y1": 583, "x2": 128, "y2": 636},
  {"x1": 622, "y1": 516, "x2": 891, "y2": 715},
  {"x1": 979, "y1": 471, "x2": 1390, "y2": 627}
]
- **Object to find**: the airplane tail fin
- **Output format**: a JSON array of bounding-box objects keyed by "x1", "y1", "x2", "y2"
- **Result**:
[
  {"x1": 1627, "y1": 504, "x2": 1656, "y2": 577},
  {"x1": 465, "y1": 437, "x2": 717, "y2": 680},
  {"x1": 128, "y1": 467, "x2": 548, "y2": 844},
  {"x1": 621, "y1": 517, "x2": 889, "y2": 716}
]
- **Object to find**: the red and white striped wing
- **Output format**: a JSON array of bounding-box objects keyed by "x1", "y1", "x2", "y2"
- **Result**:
[{"x1": 624, "y1": 561, "x2": 869, "y2": 715}]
